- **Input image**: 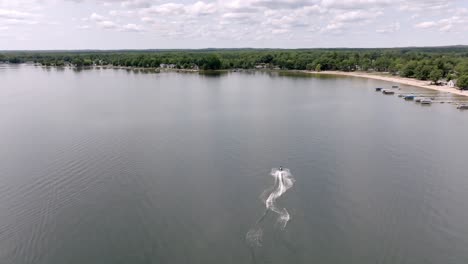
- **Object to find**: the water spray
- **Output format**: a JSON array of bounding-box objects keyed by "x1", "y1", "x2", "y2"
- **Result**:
[{"x1": 246, "y1": 167, "x2": 295, "y2": 247}]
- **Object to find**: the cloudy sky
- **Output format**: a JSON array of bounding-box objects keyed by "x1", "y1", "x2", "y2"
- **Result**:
[{"x1": 0, "y1": 0, "x2": 467, "y2": 50}]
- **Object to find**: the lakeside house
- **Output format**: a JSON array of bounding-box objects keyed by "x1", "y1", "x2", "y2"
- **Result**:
[
  {"x1": 255, "y1": 63, "x2": 268, "y2": 69},
  {"x1": 254, "y1": 63, "x2": 282, "y2": 70},
  {"x1": 160, "y1": 63, "x2": 176, "y2": 69},
  {"x1": 448, "y1": 80, "x2": 457, "y2": 88}
]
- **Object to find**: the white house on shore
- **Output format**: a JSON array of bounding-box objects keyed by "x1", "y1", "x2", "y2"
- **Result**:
[
  {"x1": 448, "y1": 80, "x2": 457, "y2": 88},
  {"x1": 160, "y1": 63, "x2": 176, "y2": 69}
]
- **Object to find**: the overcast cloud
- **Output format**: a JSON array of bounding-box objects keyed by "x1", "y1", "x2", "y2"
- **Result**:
[{"x1": 0, "y1": 0, "x2": 467, "y2": 49}]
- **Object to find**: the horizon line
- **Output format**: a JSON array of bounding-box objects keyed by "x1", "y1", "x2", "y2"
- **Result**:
[{"x1": 1, "y1": 44, "x2": 468, "y2": 52}]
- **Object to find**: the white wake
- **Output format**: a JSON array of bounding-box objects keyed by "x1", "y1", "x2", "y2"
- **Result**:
[{"x1": 246, "y1": 168, "x2": 295, "y2": 247}]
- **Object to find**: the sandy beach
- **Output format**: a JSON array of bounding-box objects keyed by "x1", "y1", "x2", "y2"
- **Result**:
[{"x1": 305, "y1": 71, "x2": 468, "y2": 97}]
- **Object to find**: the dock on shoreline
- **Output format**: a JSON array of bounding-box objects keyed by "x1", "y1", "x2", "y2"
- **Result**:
[{"x1": 304, "y1": 71, "x2": 468, "y2": 97}]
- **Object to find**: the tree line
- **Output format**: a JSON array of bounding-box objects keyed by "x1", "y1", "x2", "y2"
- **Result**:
[{"x1": 1, "y1": 47, "x2": 468, "y2": 89}]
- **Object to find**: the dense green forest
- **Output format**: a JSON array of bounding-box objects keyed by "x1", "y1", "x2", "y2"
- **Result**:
[{"x1": 1, "y1": 46, "x2": 468, "y2": 89}]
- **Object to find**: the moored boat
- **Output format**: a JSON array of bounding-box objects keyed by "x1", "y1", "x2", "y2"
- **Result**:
[
  {"x1": 415, "y1": 98, "x2": 422, "y2": 103},
  {"x1": 382, "y1": 89, "x2": 395, "y2": 95},
  {"x1": 420, "y1": 99, "x2": 432, "y2": 105},
  {"x1": 375, "y1": 87, "x2": 383, "y2": 91},
  {"x1": 404, "y1": 94, "x2": 415, "y2": 100},
  {"x1": 457, "y1": 104, "x2": 468, "y2": 109},
  {"x1": 392, "y1": 85, "x2": 399, "y2": 88}
]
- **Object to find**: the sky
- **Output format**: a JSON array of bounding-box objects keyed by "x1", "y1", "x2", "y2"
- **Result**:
[{"x1": 0, "y1": 0, "x2": 467, "y2": 50}]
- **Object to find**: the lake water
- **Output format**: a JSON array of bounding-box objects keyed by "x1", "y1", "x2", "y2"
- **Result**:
[{"x1": 1, "y1": 64, "x2": 468, "y2": 264}]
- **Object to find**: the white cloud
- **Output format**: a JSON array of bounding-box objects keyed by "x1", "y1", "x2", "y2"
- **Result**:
[
  {"x1": 0, "y1": 9, "x2": 36, "y2": 19},
  {"x1": 415, "y1": 21, "x2": 437, "y2": 29},
  {"x1": 71, "y1": 0, "x2": 461, "y2": 43},
  {"x1": 0, "y1": 8, "x2": 40, "y2": 26},
  {"x1": 0, "y1": 0, "x2": 44, "y2": 12},
  {"x1": 84, "y1": 12, "x2": 144, "y2": 32},
  {"x1": 439, "y1": 24, "x2": 452, "y2": 32},
  {"x1": 222, "y1": 12, "x2": 251, "y2": 19},
  {"x1": 141, "y1": 16, "x2": 155, "y2": 23},
  {"x1": 400, "y1": 0, "x2": 452, "y2": 11},
  {"x1": 376, "y1": 22, "x2": 400, "y2": 33},
  {"x1": 120, "y1": 23, "x2": 144, "y2": 31},
  {"x1": 121, "y1": 0, "x2": 152, "y2": 8},
  {"x1": 1, "y1": 0, "x2": 467, "y2": 48},
  {"x1": 77, "y1": 25, "x2": 90, "y2": 29},
  {"x1": 221, "y1": 12, "x2": 257, "y2": 24},
  {"x1": 323, "y1": 9, "x2": 382, "y2": 32},
  {"x1": 109, "y1": 10, "x2": 136, "y2": 17},
  {"x1": 414, "y1": 15, "x2": 467, "y2": 32},
  {"x1": 140, "y1": 1, "x2": 216, "y2": 17},
  {"x1": 90, "y1": 13, "x2": 105, "y2": 21},
  {"x1": 322, "y1": 21, "x2": 344, "y2": 32},
  {"x1": 320, "y1": 0, "x2": 453, "y2": 12},
  {"x1": 143, "y1": 3, "x2": 185, "y2": 15},
  {"x1": 3, "y1": 18, "x2": 39, "y2": 25},
  {"x1": 186, "y1": 1, "x2": 217, "y2": 16},
  {"x1": 321, "y1": 0, "x2": 392, "y2": 9},
  {"x1": 272, "y1": 28, "x2": 289, "y2": 34},
  {"x1": 97, "y1": 20, "x2": 118, "y2": 29},
  {"x1": 333, "y1": 10, "x2": 382, "y2": 23},
  {"x1": 253, "y1": 0, "x2": 319, "y2": 9},
  {"x1": 221, "y1": 0, "x2": 319, "y2": 13},
  {"x1": 222, "y1": 0, "x2": 261, "y2": 13}
]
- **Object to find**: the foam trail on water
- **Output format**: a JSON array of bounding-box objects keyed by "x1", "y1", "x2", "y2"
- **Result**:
[
  {"x1": 265, "y1": 168, "x2": 294, "y2": 229},
  {"x1": 246, "y1": 228, "x2": 263, "y2": 247},
  {"x1": 246, "y1": 168, "x2": 295, "y2": 247}
]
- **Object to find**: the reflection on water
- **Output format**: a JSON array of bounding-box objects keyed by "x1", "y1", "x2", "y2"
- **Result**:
[
  {"x1": 0, "y1": 65, "x2": 468, "y2": 264},
  {"x1": 198, "y1": 70, "x2": 229, "y2": 77}
]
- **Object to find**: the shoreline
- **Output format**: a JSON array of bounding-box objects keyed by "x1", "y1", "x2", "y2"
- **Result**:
[
  {"x1": 304, "y1": 70, "x2": 468, "y2": 97},
  {"x1": 3, "y1": 63, "x2": 467, "y2": 97}
]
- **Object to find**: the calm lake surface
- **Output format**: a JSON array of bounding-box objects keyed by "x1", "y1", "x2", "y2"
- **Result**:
[{"x1": 1, "y1": 64, "x2": 468, "y2": 264}]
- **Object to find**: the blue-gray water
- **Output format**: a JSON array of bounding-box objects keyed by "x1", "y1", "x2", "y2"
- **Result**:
[{"x1": 1, "y1": 64, "x2": 468, "y2": 264}]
